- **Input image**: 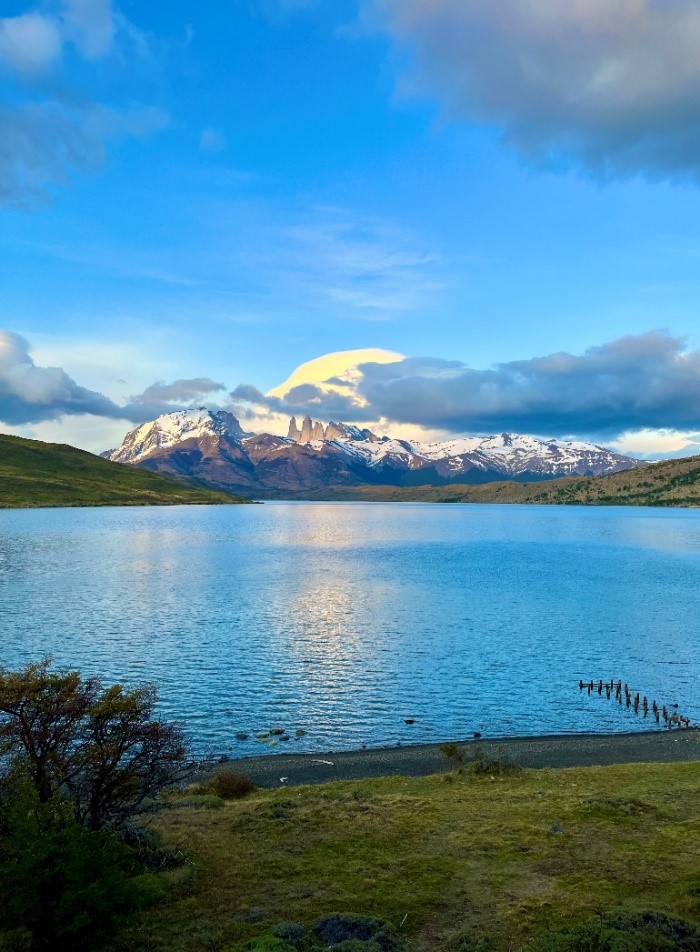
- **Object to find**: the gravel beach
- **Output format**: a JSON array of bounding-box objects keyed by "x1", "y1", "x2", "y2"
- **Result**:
[{"x1": 225, "y1": 729, "x2": 700, "y2": 788}]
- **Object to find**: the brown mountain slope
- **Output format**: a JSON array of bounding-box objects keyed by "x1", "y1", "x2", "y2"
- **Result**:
[{"x1": 291, "y1": 453, "x2": 700, "y2": 507}]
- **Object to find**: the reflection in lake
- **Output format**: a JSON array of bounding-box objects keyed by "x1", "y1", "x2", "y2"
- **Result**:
[{"x1": 0, "y1": 502, "x2": 699, "y2": 755}]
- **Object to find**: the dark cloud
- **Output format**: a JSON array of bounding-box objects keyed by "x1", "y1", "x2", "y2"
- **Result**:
[
  {"x1": 133, "y1": 377, "x2": 226, "y2": 406},
  {"x1": 372, "y1": 0, "x2": 700, "y2": 181},
  {"x1": 237, "y1": 331, "x2": 700, "y2": 439},
  {"x1": 229, "y1": 382, "x2": 361, "y2": 419},
  {"x1": 7, "y1": 328, "x2": 700, "y2": 441},
  {"x1": 230, "y1": 384, "x2": 270, "y2": 405},
  {"x1": 355, "y1": 332, "x2": 700, "y2": 437},
  {"x1": 0, "y1": 330, "x2": 228, "y2": 426},
  {"x1": 0, "y1": 330, "x2": 125, "y2": 424}
]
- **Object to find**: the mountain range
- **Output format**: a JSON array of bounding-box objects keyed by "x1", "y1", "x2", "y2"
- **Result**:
[{"x1": 103, "y1": 408, "x2": 642, "y2": 496}]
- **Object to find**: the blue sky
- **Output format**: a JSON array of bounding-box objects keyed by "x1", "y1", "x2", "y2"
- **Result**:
[{"x1": 2, "y1": 0, "x2": 700, "y2": 455}]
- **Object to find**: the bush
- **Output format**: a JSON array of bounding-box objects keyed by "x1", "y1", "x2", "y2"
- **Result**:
[
  {"x1": 541, "y1": 910, "x2": 700, "y2": 951},
  {"x1": 0, "y1": 660, "x2": 187, "y2": 832},
  {"x1": 212, "y1": 769, "x2": 255, "y2": 800},
  {"x1": 313, "y1": 914, "x2": 398, "y2": 950},
  {"x1": 471, "y1": 745, "x2": 521, "y2": 776},
  {"x1": 0, "y1": 661, "x2": 188, "y2": 951},
  {"x1": 0, "y1": 776, "x2": 148, "y2": 952},
  {"x1": 441, "y1": 743, "x2": 465, "y2": 764}
]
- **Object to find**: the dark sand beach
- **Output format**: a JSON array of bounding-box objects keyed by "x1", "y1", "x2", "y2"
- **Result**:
[{"x1": 225, "y1": 729, "x2": 700, "y2": 788}]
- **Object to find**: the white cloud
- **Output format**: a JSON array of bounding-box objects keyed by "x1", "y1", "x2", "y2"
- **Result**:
[
  {"x1": 611, "y1": 427, "x2": 700, "y2": 459},
  {"x1": 370, "y1": 0, "x2": 700, "y2": 180},
  {"x1": 3, "y1": 414, "x2": 132, "y2": 455},
  {"x1": 0, "y1": 13, "x2": 62, "y2": 76},
  {"x1": 278, "y1": 208, "x2": 444, "y2": 317},
  {"x1": 62, "y1": 0, "x2": 115, "y2": 60},
  {"x1": 0, "y1": 1, "x2": 167, "y2": 207},
  {"x1": 267, "y1": 347, "x2": 404, "y2": 399},
  {"x1": 233, "y1": 332, "x2": 700, "y2": 441}
]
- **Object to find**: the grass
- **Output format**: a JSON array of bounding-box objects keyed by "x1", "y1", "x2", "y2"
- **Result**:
[
  {"x1": 0, "y1": 433, "x2": 248, "y2": 508},
  {"x1": 123, "y1": 760, "x2": 700, "y2": 951}
]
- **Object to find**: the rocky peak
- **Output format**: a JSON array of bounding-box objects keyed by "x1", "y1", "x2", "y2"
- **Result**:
[
  {"x1": 286, "y1": 417, "x2": 382, "y2": 444},
  {"x1": 300, "y1": 415, "x2": 315, "y2": 442}
]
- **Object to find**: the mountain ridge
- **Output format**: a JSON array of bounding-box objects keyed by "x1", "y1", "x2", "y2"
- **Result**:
[
  {"x1": 289, "y1": 453, "x2": 700, "y2": 507},
  {"x1": 103, "y1": 409, "x2": 643, "y2": 496}
]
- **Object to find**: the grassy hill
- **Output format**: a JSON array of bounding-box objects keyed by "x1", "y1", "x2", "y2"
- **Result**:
[
  {"x1": 295, "y1": 453, "x2": 700, "y2": 507},
  {"x1": 0, "y1": 434, "x2": 247, "y2": 508}
]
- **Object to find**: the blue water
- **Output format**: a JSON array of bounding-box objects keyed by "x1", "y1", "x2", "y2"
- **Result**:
[{"x1": 0, "y1": 502, "x2": 699, "y2": 756}]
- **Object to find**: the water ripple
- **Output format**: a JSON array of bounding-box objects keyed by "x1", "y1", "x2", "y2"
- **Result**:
[{"x1": 0, "y1": 503, "x2": 699, "y2": 755}]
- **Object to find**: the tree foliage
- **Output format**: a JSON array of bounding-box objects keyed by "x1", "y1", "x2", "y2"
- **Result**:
[
  {"x1": 0, "y1": 661, "x2": 187, "y2": 950},
  {"x1": 0, "y1": 659, "x2": 186, "y2": 831},
  {"x1": 0, "y1": 777, "x2": 145, "y2": 952}
]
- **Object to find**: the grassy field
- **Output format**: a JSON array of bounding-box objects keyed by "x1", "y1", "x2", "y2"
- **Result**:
[
  {"x1": 125, "y1": 758, "x2": 700, "y2": 951},
  {"x1": 0, "y1": 434, "x2": 247, "y2": 508},
  {"x1": 295, "y1": 453, "x2": 700, "y2": 507}
]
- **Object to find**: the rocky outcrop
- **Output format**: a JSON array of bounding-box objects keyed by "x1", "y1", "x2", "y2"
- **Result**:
[
  {"x1": 287, "y1": 417, "x2": 380, "y2": 444},
  {"x1": 299, "y1": 415, "x2": 314, "y2": 442}
]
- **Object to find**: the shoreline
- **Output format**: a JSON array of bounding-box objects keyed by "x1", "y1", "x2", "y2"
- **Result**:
[{"x1": 220, "y1": 728, "x2": 700, "y2": 788}]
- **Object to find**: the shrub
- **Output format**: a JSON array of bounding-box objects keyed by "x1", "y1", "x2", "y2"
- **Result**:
[
  {"x1": 212, "y1": 769, "x2": 255, "y2": 800},
  {"x1": 0, "y1": 776, "x2": 147, "y2": 952},
  {"x1": 441, "y1": 743, "x2": 465, "y2": 764},
  {"x1": 0, "y1": 659, "x2": 187, "y2": 832},
  {"x1": 313, "y1": 914, "x2": 398, "y2": 951},
  {"x1": 471, "y1": 745, "x2": 521, "y2": 776},
  {"x1": 0, "y1": 661, "x2": 188, "y2": 951},
  {"x1": 541, "y1": 910, "x2": 700, "y2": 951}
]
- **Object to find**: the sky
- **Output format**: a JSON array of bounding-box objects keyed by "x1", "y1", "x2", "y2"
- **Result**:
[{"x1": 3, "y1": 0, "x2": 700, "y2": 457}]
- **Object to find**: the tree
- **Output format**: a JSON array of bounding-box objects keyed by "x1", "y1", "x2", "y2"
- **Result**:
[
  {"x1": 0, "y1": 776, "x2": 144, "y2": 952},
  {"x1": 0, "y1": 660, "x2": 187, "y2": 831}
]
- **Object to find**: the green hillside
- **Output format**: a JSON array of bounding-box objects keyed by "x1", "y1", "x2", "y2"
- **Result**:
[
  {"x1": 0, "y1": 434, "x2": 247, "y2": 508},
  {"x1": 295, "y1": 453, "x2": 700, "y2": 507}
]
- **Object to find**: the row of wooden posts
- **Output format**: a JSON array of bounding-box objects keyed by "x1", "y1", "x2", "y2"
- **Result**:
[{"x1": 579, "y1": 679, "x2": 693, "y2": 728}]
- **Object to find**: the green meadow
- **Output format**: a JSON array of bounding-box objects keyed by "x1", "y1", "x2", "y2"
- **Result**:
[{"x1": 122, "y1": 758, "x2": 700, "y2": 951}]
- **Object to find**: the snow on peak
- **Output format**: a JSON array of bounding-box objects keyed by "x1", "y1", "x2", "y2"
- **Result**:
[
  {"x1": 105, "y1": 408, "x2": 248, "y2": 464},
  {"x1": 105, "y1": 410, "x2": 641, "y2": 480}
]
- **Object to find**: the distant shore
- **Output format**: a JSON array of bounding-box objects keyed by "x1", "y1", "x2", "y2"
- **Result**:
[{"x1": 220, "y1": 729, "x2": 700, "y2": 788}]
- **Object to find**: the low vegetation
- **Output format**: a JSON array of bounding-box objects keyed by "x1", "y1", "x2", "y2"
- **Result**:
[
  {"x1": 120, "y1": 757, "x2": 700, "y2": 951},
  {"x1": 0, "y1": 434, "x2": 246, "y2": 508},
  {"x1": 2, "y1": 662, "x2": 700, "y2": 950},
  {"x1": 295, "y1": 453, "x2": 700, "y2": 507}
]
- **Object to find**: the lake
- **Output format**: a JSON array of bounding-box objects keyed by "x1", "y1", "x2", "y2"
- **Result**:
[{"x1": 0, "y1": 502, "x2": 699, "y2": 756}]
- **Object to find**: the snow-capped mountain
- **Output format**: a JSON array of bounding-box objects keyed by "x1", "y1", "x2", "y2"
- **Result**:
[
  {"x1": 107, "y1": 409, "x2": 250, "y2": 465},
  {"x1": 103, "y1": 410, "x2": 643, "y2": 495}
]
